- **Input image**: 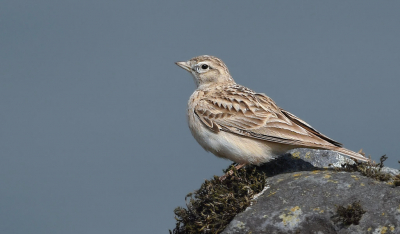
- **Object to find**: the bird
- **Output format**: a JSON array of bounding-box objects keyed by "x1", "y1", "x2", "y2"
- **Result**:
[{"x1": 175, "y1": 55, "x2": 368, "y2": 170}]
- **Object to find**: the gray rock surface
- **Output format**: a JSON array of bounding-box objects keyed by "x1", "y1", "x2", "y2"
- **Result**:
[{"x1": 222, "y1": 149, "x2": 400, "y2": 234}]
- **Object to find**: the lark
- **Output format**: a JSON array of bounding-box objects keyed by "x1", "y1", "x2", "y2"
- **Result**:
[{"x1": 176, "y1": 55, "x2": 368, "y2": 170}]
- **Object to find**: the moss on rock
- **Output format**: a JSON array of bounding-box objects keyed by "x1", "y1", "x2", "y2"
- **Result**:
[
  {"x1": 170, "y1": 164, "x2": 266, "y2": 234},
  {"x1": 337, "y1": 155, "x2": 398, "y2": 184},
  {"x1": 335, "y1": 201, "x2": 366, "y2": 225}
]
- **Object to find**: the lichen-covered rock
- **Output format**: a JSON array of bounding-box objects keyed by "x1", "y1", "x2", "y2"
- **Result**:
[{"x1": 222, "y1": 149, "x2": 400, "y2": 234}]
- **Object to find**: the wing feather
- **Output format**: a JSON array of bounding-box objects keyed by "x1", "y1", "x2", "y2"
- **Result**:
[
  {"x1": 280, "y1": 108, "x2": 343, "y2": 147},
  {"x1": 194, "y1": 86, "x2": 342, "y2": 148}
]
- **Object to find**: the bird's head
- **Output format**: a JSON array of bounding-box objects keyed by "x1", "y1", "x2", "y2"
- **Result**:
[{"x1": 175, "y1": 55, "x2": 234, "y2": 88}]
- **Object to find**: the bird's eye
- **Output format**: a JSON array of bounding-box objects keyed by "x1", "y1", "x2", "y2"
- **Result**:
[{"x1": 196, "y1": 63, "x2": 210, "y2": 73}]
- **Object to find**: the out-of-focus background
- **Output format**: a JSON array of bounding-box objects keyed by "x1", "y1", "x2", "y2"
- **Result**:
[{"x1": 1, "y1": 1, "x2": 399, "y2": 233}]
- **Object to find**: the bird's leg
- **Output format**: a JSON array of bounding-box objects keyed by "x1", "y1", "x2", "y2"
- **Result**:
[
  {"x1": 219, "y1": 163, "x2": 247, "y2": 181},
  {"x1": 235, "y1": 163, "x2": 246, "y2": 170}
]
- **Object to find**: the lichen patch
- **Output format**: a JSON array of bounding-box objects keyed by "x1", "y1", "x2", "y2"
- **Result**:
[{"x1": 279, "y1": 206, "x2": 302, "y2": 228}]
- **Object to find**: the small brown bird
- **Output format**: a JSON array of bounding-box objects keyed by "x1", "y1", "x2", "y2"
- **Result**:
[{"x1": 176, "y1": 55, "x2": 368, "y2": 169}]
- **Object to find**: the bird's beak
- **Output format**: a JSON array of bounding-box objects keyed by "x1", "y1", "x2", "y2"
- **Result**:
[{"x1": 175, "y1": 61, "x2": 191, "y2": 72}]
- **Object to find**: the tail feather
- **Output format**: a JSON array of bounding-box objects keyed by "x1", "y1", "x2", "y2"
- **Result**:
[{"x1": 331, "y1": 146, "x2": 369, "y2": 162}]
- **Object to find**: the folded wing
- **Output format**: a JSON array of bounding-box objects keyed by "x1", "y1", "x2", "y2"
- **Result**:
[{"x1": 194, "y1": 88, "x2": 341, "y2": 149}]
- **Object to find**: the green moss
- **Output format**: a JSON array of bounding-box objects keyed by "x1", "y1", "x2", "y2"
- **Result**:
[
  {"x1": 394, "y1": 160, "x2": 400, "y2": 187},
  {"x1": 338, "y1": 155, "x2": 392, "y2": 182},
  {"x1": 394, "y1": 178, "x2": 400, "y2": 186},
  {"x1": 335, "y1": 201, "x2": 366, "y2": 225},
  {"x1": 170, "y1": 164, "x2": 267, "y2": 234}
]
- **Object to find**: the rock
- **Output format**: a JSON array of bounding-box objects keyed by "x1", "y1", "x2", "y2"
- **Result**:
[{"x1": 222, "y1": 149, "x2": 400, "y2": 234}]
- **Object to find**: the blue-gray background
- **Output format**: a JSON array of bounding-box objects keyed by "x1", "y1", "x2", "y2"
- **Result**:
[{"x1": 1, "y1": 1, "x2": 399, "y2": 233}]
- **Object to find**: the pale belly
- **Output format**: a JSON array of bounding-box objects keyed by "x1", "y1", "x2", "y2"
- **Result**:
[{"x1": 187, "y1": 111, "x2": 293, "y2": 165}]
